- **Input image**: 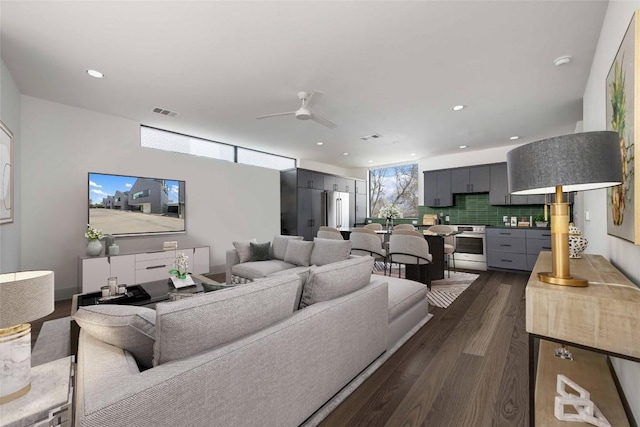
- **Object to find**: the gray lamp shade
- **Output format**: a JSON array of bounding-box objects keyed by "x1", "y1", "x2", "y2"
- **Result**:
[
  {"x1": 507, "y1": 131, "x2": 622, "y2": 194},
  {"x1": 0, "y1": 271, "x2": 54, "y2": 328}
]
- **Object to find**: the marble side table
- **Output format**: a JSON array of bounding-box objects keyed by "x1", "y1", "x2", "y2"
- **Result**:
[{"x1": 0, "y1": 356, "x2": 74, "y2": 427}]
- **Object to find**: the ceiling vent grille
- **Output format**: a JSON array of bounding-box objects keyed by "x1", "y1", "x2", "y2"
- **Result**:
[
  {"x1": 152, "y1": 107, "x2": 179, "y2": 117},
  {"x1": 360, "y1": 133, "x2": 382, "y2": 141}
]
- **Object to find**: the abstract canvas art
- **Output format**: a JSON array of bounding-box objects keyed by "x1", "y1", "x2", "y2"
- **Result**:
[
  {"x1": 0, "y1": 120, "x2": 13, "y2": 225},
  {"x1": 606, "y1": 11, "x2": 639, "y2": 244}
]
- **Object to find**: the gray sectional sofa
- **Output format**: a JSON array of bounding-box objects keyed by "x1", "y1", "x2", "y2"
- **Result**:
[{"x1": 74, "y1": 250, "x2": 431, "y2": 426}]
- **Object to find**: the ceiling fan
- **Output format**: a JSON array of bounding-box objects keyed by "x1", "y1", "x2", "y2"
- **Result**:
[{"x1": 256, "y1": 90, "x2": 337, "y2": 129}]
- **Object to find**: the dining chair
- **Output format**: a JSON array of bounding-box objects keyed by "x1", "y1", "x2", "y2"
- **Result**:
[
  {"x1": 316, "y1": 226, "x2": 344, "y2": 240},
  {"x1": 393, "y1": 223, "x2": 415, "y2": 231},
  {"x1": 364, "y1": 223, "x2": 383, "y2": 231},
  {"x1": 349, "y1": 228, "x2": 387, "y2": 273},
  {"x1": 428, "y1": 224, "x2": 456, "y2": 277},
  {"x1": 388, "y1": 233, "x2": 433, "y2": 288}
]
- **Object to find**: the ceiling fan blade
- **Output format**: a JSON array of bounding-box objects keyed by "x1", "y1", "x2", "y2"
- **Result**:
[
  {"x1": 304, "y1": 90, "x2": 324, "y2": 108},
  {"x1": 310, "y1": 113, "x2": 337, "y2": 129},
  {"x1": 256, "y1": 111, "x2": 296, "y2": 120}
]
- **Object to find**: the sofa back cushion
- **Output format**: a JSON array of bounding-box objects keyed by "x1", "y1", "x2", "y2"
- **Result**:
[
  {"x1": 272, "y1": 235, "x2": 304, "y2": 260},
  {"x1": 153, "y1": 274, "x2": 302, "y2": 366},
  {"x1": 310, "y1": 238, "x2": 352, "y2": 266},
  {"x1": 73, "y1": 305, "x2": 156, "y2": 369},
  {"x1": 284, "y1": 240, "x2": 314, "y2": 266},
  {"x1": 233, "y1": 238, "x2": 257, "y2": 263},
  {"x1": 299, "y1": 255, "x2": 374, "y2": 308}
]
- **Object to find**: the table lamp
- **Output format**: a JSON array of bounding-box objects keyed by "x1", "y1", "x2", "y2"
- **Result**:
[
  {"x1": 0, "y1": 271, "x2": 54, "y2": 404},
  {"x1": 507, "y1": 131, "x2": 622, "y2": 287}
]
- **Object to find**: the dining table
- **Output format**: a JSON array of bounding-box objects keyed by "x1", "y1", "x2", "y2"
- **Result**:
[{"x1": 339, "y1": 227, "x2": 461, "y2": 281}]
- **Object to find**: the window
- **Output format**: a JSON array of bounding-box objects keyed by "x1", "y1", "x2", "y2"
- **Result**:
[
  {"x1": 369, "y1": 164, "x2": 419, "y2": 218},
  {"x1": 132, "y1": 189, "x2": 150, "y2": 199},
  {"x1": 141, "y1": 126, "x2": 295, "y2": 170},
  {"x1": 237, "y1": 148, "x2": 295, "y2": 171}
]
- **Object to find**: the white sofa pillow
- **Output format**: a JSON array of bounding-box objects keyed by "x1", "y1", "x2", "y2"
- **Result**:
[
  {"x1": 284, "y1": 240, "x2": 314, "y2": 266},
  {"x1": 153, "y1": 274, "x2": 302, "y2": 366},
  {"x1": 233, "y1": 238, "x2": 257, "y2": 263},
  {"x1": 73, "y1": 305, "x2": 156, "y2": 368},
  {"x1": 300, "y1": 256, "x2": 374, "y2": 308},
  {"x1": 272, "y1": 235, "x2": 304, "y2": 260},
  {"x1": 310, "y1": 238, "x2": 352, "y2": 266}
]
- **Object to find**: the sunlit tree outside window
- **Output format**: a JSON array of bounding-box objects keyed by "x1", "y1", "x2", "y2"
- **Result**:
[{"x1": 369, "y1": 164, "x2": 418, "y2": 218}]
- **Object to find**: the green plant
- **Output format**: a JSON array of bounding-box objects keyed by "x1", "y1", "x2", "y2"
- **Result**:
[
  {"x1": 85, "y1": 224, "x2": 103, "y2": 240},
  {"x1": 169, "y1": 251, "x2": 189, "y2": 279},
  {"x1": 534, "y1": 215, "x2": 546, "y2": 222}
]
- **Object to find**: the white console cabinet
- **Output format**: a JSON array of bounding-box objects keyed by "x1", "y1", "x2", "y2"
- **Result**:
[{"x1": 79, "y1": 246, "x2": 210, "y2": 293}]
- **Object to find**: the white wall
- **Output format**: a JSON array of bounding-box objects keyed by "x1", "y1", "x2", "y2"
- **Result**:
[
  {"x1": 0, "y1": 59, "x2": 21, "y2": 273},
  {"x1": 20, "y1": 96, "x2": 280, "y2": 299},
  {"x1": 582, "y1": 1, "x2": 640, "y2": 422}
]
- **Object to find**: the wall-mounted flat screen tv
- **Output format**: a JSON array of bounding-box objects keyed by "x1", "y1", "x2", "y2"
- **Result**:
[{"x1": 88, "y1": 172, "x2": 186, "y2": 236}]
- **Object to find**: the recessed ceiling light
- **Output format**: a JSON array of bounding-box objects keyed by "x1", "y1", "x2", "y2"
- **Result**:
[
  {"x1": 510, "y1": 136, "x2": 520, "y2": 140},
  {"x1": 553, "y1": 55, "x2": 572, "y2": 67},
  {"x1": 451, "y1": 105, "x2": 465, "y2": 111},
  {"x1": 410, "y1": 153, "x2": 416, "y2": 156},
  {"x1": 368, "y1": 160, "x2": 373, "y2": 163},
  {"x1": 316, "y1": 142, "x2": 324, "y2": 146},
  {"x1": 342, "y1": 152, "x2": 349, "y2": 156},
  {"x1": 459, "y1": 145, "x2": 468, "y2": 149},
  {"x1": 86, "y1": 69, "x2": 104, "y2": 79}
]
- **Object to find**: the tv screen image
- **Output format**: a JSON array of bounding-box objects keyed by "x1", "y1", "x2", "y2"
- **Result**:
[{"x1": 88, "y1": 172, "x2": 185, "y2": 236}]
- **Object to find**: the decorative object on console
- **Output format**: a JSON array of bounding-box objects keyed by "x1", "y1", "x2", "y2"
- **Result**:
[
  {"x1": 568, "y1": 224, "x2": 588, "y2": 259},
  {"x1": 606, "y1": 10, "x2": 639, "y2": 244},
  {"x1": 0, "y1": 270, "x2": 54, "y2": 404},
  {"x1": 507, "y1": 131, "x2": 622, "y2": 287},
  {"x1": 163, "y1": 241, "x2": 178, "y2": 251},
  {"x1": 169, "y1": 251, "x2": 194, "y2": 288},
  {"x1": 85, "y1": 224, "x2": 103, "y2": 256},
  {"x1": 554, "y1": 375, "x2": 611, "y2": 427}
]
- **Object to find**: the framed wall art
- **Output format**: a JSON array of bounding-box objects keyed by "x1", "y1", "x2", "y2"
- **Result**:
[
  {"x1": 0, "y1": 120, "x2": 13, "y2": 225},
  {"x1": 606, "y1": 10, "x2": 640, "y2": 244}
]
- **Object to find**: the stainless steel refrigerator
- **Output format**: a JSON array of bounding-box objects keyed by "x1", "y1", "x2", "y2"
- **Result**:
[{"x1": 322, "y1": 191, "x2": 350, "y2": 230}]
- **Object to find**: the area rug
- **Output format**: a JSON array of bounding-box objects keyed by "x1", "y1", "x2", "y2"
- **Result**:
[
  {"x1": 428, "y1": 272, "x2": 479, "y2": 308},
  {"x1": 32, "y1": 316, "x2": 71, "y2": 366}
]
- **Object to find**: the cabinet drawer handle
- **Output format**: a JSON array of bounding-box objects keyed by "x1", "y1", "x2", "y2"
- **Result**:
[
  {"x1": 542, "y1": 234, "x2": 551, "y2": 237},
  {"x1": 542, "y1": 246, "x2": 551, "y2": 250},
  {"x1": 500, "y1": 244, "x2": 512, "y2": 247},
  {"x1": 501, "y1": 259, "x2": 513, "y2": 262},
  {"x1": 146, "y1": 264, "x2": 166, "y2": 270},
  {"x1": 499, "y1": 232, "x2": 511, "y2": 235}
]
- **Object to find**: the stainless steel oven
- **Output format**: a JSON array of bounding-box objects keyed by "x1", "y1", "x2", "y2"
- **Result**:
[{"x1": 453, "y1": 225, "x2": 487, "y2": 271}]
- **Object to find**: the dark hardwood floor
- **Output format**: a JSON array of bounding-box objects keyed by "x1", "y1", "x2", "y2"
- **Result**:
[
  {"x1": 319, "y1": 269, "x2": 530, "y2": 427},
  {"x1": 31, "y1": 270, "x2": 529, "y2": 426}
]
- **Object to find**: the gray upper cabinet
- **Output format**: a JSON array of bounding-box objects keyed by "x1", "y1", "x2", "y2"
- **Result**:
[
  {"x1": 451, "y1": 165, "x2": 491, "y2": 193},
  {"x1": 297, "y1": 169, "x2": 324, "y2": 190},
  {"x1": 489, "y1": 163, "x2": 532, "y2": 205},
  {"x1": 354, "y1": 179, "x2": 366, "y2": 195},
  {"x1": 424, "y1": 170, "x2": 453, "y2": 207}
]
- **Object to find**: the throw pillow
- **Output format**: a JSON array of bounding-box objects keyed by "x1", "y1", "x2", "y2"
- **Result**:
[
  {"x1": 310, "y1": 238, "x2": 352, "y2": 266},
  {"x1": 153, "y1": 274, "x2": 302, "y2": 365},
  {"x1": 250, "y1": 242, "x2": 271, "y2": 261},
  {"x1": 233, "y1": 238, "x2": 257, "y2": 263},
  {"x1": 284, "y1": 240, "x2": 314, "y2": 266},
  {"x1": 272, "y1": 235, "x2": 304, "y2": 260},
  {"x1": 299, "y1": 255, "x2": 374, "y2": 308},
  {"x1": 73, "y1": 305, "x2": 156, "y2": 369}
]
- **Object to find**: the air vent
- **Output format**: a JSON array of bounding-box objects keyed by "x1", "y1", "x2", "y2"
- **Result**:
[
  {"x1": 152, "y1": 107, "x2": 179, "y2": 118},
  {"x1": 360, "y1": 133, "x2": 382, "y2": 141}
]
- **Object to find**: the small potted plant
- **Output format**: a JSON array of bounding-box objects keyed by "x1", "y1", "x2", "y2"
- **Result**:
[
  {"x1": 168, "y1": 251, "x2": 195, "y2": 288},
  {"x1": 85, "y1": 224, "x2": 104, "y2": 256},
  {"x1": 534, "y1": 215, "x2": 548, "y2": 228}
]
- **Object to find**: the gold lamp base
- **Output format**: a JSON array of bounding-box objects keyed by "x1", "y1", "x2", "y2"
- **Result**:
[{"x1": 537, "y1": 272, "x2": 588, "y2": 287}]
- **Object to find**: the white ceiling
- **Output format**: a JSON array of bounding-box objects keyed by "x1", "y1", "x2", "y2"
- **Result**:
[{"x1": 1, "y1": 1, "x2": 608, "y2": 169}]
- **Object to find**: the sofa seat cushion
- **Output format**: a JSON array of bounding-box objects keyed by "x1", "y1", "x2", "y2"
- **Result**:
[
  {"x1": 381, "y1": 276, "x2": 428, "y2": 321},
  {"x1": 268, "y1": 266, "x2": 311, "y2": 278},
  {"x1": 231, "y1": 259, "x2": 296, "y2": 280},
  {"x1": 73, "y1": 305, "x2": 156, "y2": 369},
  {"x1": 153, "y1": 274, "x2": 303, "y2": 366},
  {"x1": 300, "y1": 256, "x2": 373, "y2": 308}
]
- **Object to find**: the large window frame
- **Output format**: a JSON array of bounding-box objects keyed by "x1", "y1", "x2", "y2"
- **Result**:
[
  {"x1": 141, "y1": 125, "x2": 296, "y2": 171},
  {"x1": 369, "y1": 163, "x2": 419, "y2": 218}
]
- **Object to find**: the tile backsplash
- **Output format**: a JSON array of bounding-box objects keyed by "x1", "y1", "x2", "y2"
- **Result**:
[{"x1": 419, "y1": 193, "x2": 547, "y2": 226}]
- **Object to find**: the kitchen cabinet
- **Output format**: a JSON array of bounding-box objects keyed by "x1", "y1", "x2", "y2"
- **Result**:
[
  {"x1": 486, "y1": 227, "x2": 551, "y2": 272},
  {"x1": 296, "y1": 169, "x2": 324, "y2": 190},
  {"x1": 423, "y1": 170, "x2": 453, "y2": 207},
  {"x1": 451, "y1": 165, "x2": 491, "y2": 193},
  {"x1": 354, "y1": 193, "x2": 367, "y2": 224},
  {"x1": 490, "y1": 163, "x2": 550, "y2": 205},
  {"x1": 354, "y1": 179, "x2": 366, "y2": 195},
  {"x1": 297, "y1": 187, "x2": 324, "y2": 241}
]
